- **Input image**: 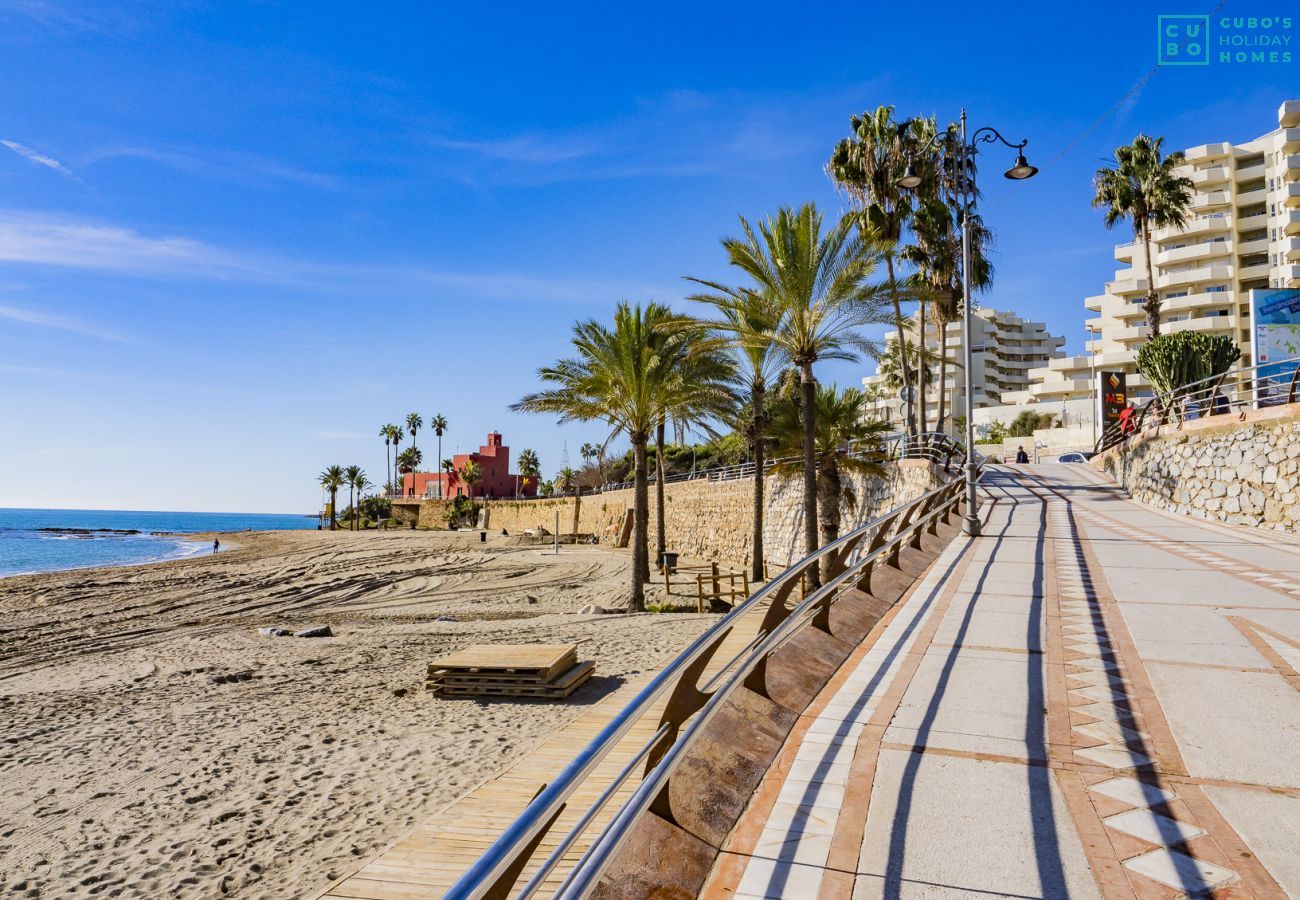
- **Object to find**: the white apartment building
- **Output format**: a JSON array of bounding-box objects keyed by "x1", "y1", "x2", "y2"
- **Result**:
[
  {"x1": 862, "y1": 306, "x2": 1065, "y2": 427},
  {"x1": 1078, "y1": 99, "x2": 1300, "y2": 398}
]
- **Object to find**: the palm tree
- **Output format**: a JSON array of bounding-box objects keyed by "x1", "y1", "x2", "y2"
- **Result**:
[
  {"x1": 406, "y1": 413, "x2": 423, "y2": 465},
  {"x1": 877, "y1": 337, "x2": 940, "y2": 407},
  {"x1": 441, "y1": 458, "x2": 455, "y2": 496},
  {"x1": 768, "y1": 386, "x2": 891, "y2": 547},
  {"x1": 647, "y1": 318, "x2": 737, "y2": 564},
  {"x1": 343, "y1": 465, "x2": 364, "y2": 531},
  {"x1": 828, "y1": 105, "x2": 920, "y2": 437},
  {"x1": 353, "y1": 471, "x2": 370, "y2": 526},
  {"x1": 517, "y1": 448, "x2": 540, "y2": 476},
  {"x1": 397, "y1": 446, "x2": 422, "y2": 479},
  {"x1": 900, "y1": 134, "x2": 995, "y2": 435},
  {"x1": 429, "y1": 414, "x2": 447, "y2": 498},
  {"x1": 1093, "y1": 134, "x2": 1194, "y2": 337},
  {"x1": 379, "y1": 425, "x2": 394, "y2": 495},
  {"x1": 319, "y1": 465, "x2": 345, "y2": 531},
  {"x1": 556, "y1": 466, "x2": 576, "y2": 495},
  {"x1": 683, "y1": 285, "x2": 781, "y2": 582},
  {"x1": 460, "y1": 459, "x2": 483, "y2": 522},
  {"x1": 390, "y1": 427, "x2": 404, "y2": 495},
  {"x1": 513, "y1": 301, "x2": 714, "y2": 611},
  {"x1": 707, "y1": 204, "x2": 889, "y2": 584}
]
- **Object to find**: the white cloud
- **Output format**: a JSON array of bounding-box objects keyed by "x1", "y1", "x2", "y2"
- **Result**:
[
  {"x1": 82, "y1": 143, "x2": 337, "y2": 188},
  {"x1": 0, "y1": 302, "x2": 129, "y2": 342},
  {"x1": 0, "y1": 211, "x2": 680, "y2": 302},
  {"x1": 1, "y1": 139, "x2": 79, "y2": 179}
]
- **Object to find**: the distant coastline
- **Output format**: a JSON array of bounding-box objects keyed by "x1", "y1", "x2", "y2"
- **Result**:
[{"x1": 0, "y1": 508, "x2": 314, "y2": 578}]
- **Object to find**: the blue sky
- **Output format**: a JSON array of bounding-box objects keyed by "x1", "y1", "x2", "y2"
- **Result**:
[{"x1": 0, "y1": 1, "x2": 1295, "y2": 513}]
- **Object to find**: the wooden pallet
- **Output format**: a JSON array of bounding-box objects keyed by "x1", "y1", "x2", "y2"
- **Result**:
[
  {"x1": 428, "y1": 661, "x2": 595, "y2": 699},
  {"x1": 427, "y1": 643, "x2": 577, "y2": 682}
]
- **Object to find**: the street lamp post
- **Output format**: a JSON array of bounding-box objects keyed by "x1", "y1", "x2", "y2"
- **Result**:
[{"x1": 899, "y1": 110, "x2": 1038, "y2": 538}]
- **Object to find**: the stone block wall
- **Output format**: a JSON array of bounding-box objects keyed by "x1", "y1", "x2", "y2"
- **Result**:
[
  {"x1": 391, "y1": 460, "x2": 946, "y2": 568},
  {"x1": 1096, "y1": 404, "x2": 1300, "y2": 531}
]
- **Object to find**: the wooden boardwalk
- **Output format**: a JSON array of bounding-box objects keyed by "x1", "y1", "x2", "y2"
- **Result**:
[{"x1": 320, "y1": 600, "x2": 768, "y2": 899}]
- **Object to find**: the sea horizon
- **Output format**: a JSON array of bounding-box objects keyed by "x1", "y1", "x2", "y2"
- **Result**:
[{"x1": 0, "y1": 507, "x2": 317, "y2": 578}]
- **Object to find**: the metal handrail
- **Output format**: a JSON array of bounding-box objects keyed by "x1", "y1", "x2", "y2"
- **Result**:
[
  {"x1": 444, "y1": 451, "x2": 980, "y2": 899},
  {"x1": 1093, "y1": 356, "x2": 1300, "y2": 455}
]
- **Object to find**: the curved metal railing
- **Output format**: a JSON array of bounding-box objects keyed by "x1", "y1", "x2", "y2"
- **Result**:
[
  {"x1": 445, "y1": 446, "x2": 983, "y2": 899},
  {"x1": 1093, "y1": 356, "x2": 1300, "y2": 455}
]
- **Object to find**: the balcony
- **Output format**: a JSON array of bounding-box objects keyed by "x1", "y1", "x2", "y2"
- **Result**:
[
  {"x1": 1284, "y1": 128, "x2": 1300, "y2": 152},
  {"x1": 1162, "y1": 291, "x2": 1234, "y2": 314},
  {"x1": 1286, "y1": 182, "x2": 1300, "y2": 208},
  {"x1": 1155, "y1": 241, "x2": 1231, "y2": 266},
  {"x1": 1238, "y1": 262, "x2": 1270, "y2": 280},
  {"x1": 1286, "y1": 237, "x2": 1300, "y2": 261},
  {"x1": 1185, "y1": 141, "x2": 1232, "y2": 161},
  {"x1": 1190, "y1": 165, "x2": 1230, "y2": 187},
  {"x1": 1283, "y1": 264, "x2": 1300, "y2": 285},
  {"x1": 1236, "y1": 187, "x2": 1267, "y2": 206},
  {"x1": 1238, "y1": 237, "x2": 1269, "y2": 255},
  {"x1": 1192, "y1": 190, "x2": 1230, "y2": 208},
  {"x1": 1156, "y1": 215, "x2": 1230, "y2": 240},
  {"x1": 1156, "y1": 264, "x2": 1232, "y2": 289},
  {"x1": 1107, "y1": 275, "x2": 1149, "y2": 296},
  {"x1": 1114, "y1": 241, "x2": 1136, "y2": 262},
  {"x1": 1284, "y1": 101, "x2": 1300, "y2": 128},
  {"x1": 1285, "y1": 155, "x2": 1300, "y2": 175},
  {"x1": 1236, "y1": 162, "x2": 1266, "y2": 181},
  {"x1": 1286, "y1": 210, "x2": 1300, "y2": 235}
]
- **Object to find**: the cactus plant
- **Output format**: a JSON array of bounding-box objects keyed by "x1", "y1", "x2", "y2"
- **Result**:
[{"x1": 1136, "y1": 332, "x2": 1241, "y2": 398}]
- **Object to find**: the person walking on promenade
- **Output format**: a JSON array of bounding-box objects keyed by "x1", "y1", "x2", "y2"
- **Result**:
[{"x1": 1015, "y1": 446, "x2": 1029, "y2": 464}]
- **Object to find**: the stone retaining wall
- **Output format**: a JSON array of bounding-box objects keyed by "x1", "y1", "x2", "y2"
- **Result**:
[
  {"x1": 390, "y1": 460, "x2": 944, "y2": 568},
  {"x1": 1095, "y1": 403, "x2": 1300, "y2": 531}
]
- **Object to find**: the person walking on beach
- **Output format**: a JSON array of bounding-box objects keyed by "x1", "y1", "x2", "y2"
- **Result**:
[{"x1": 212, "y1": 538, "x2": 220, "y2": 554}]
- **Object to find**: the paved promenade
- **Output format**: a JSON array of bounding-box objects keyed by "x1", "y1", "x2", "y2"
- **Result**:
[{"x1": 704, "y1": 464, "x2": 1300, "y2": 899}]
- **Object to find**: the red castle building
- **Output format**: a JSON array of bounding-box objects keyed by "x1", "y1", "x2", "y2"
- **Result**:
[{"x1": 402, "y1": 432, "x2": 538, "y2": 500}]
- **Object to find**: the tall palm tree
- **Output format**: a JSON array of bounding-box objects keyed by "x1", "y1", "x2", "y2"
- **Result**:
[
  {"x1": 877, "y1": 337, "x2": 940, "y2": 411},
  {"x1": 768, "y1": 385, "x2": 891, "y2": 547},
  {"x1": 649, "y1": 317, "x2": 738, "y2": 563},
  {"x1": 343, "y1": 465, "x2": 364, "y2": 531},
  {"x1": 1093, "y1": 134, "x2": 1194, "y2": 337},
  {"x1": 900, "y1": 144, "x2": 995, "y2": 435},
  {"x1": 390, "y1": 427, "x2": 404, "y2": 495},
  {"x1": 429, "y1": 415, "x2": 447, "y2": 498},
  {"x1": 379, "y1": 425, "x2": 393, "y2": 495},
  {"x1": 708, "y1": 204, "x2": 889, "y2": 584},
  {"x1": 460, "y1": 459, "x2": 483, "y2": 522},
  {"x1": 684, "y1": 283, "x2": 784, "y2": 583},
  {"x1": 318, "y1": 465, "x2": 345, "y2": 531},
  {"x1": 441, "y1": 458, "x2": 455, "y2": 495},
  {"x1": 828, "y1": 105, "x2": 920, "y2": 437},
  {"x1": 406, "y1": 413, "x2": 422, "y2": 466},
  {"x1": 353, "y1": 471, "x2": 370, "y2": 526},
  {"x1": 513, "y1": 301, "x2": 719, "y2": 611}
]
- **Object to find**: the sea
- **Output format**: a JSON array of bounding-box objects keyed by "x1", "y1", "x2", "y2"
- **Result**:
[{"x1": 0, "y1": 508, "x2": 316, "y2": 578}]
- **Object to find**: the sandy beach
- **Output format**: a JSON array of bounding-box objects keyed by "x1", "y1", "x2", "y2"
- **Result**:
[{"x1": 0, "y1": 530, "x2": 714, "y2": 898}]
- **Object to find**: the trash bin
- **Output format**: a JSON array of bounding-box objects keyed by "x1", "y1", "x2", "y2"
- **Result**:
[
  {"x1": 658, "y1": 551, "x2": 679, "y2": 571},
  {"x1": 479, "y1": 531, "x2": 487, "y2": 543}
]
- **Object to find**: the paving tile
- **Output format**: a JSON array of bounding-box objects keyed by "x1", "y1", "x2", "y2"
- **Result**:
[
  {"x1": 762, "y1": 801, "x2": 839, "y2": 838},
  {"x1": 1102, "y1": 808, "x2": 1204, "y2": 845},
  {"x1": 1089, "y1": 777, "x2": 1178, "y2": 809},
  {"x1": 751, "y1": 828, "x2": 834, "y2": 866},
  {"x1": 1073, "y1": 684, "x2": 1131, "y2": 704},
  {"x1": 1076, "y1": 744, "x2": 1153, "y2": 769},
  {"x1": 1123, "y1": 849, "x2": 1239, "y2": 892},
  {"x1": 735, "y1": 856, "x2": 827, "y2": 898},
  {"x1": 1073, "y1": 721, "x2": 1146, "y2": 745}
]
